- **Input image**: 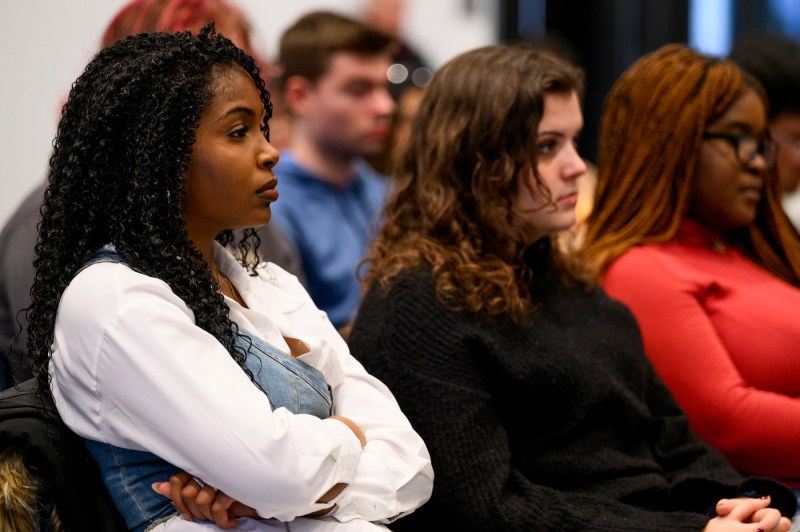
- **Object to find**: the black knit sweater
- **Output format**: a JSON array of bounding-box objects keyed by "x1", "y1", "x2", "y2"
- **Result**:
[{"x1": 348, "y1": 266, "x2": 795, "y2": 531}]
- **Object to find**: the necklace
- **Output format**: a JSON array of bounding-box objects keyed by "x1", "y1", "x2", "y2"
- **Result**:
[{"x1": 216, "y1": 272, "x2": 246, "y2": 307}]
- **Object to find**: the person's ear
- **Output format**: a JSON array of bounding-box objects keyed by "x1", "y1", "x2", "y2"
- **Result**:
[{"x1": 282, "y1": 76, "x2": 313, "y2": 117}]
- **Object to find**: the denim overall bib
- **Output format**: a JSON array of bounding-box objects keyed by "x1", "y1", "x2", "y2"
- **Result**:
[{"x1": 78, "y1": 252, "x2": 333, "y2": 531}]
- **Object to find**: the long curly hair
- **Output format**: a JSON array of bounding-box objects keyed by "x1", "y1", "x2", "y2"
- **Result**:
[
  {"x1": 361, "y1": 44, "x2": 588, "y2": 317},
  {"x1": 28, "y1": 25, "x2": 272, "y2": 388},
  {"x1": 581, "y1": 44, "x2": 800, "y2": 285}
]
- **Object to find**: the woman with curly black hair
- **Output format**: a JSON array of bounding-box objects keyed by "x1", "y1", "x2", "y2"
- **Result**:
[{"x1": 27, "y1": 26, "x2": 431, "y2": 532}]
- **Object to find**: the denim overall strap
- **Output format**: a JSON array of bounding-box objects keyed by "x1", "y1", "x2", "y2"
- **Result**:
[
  {"x1": 239, "y1": 331, "x2": 333, "y2": 419},
  {"x1": 75, "y1": 250, "x2": 333, "y2": 531}
]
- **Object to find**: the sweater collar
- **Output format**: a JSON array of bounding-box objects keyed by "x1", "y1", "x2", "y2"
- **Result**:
[{"x1": 674, "y1": 218, "x2": 729, "y2": 253}]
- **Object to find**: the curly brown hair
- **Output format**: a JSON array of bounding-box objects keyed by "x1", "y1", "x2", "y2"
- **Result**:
[
  {"x1": 361, "y1": 44, "x2": 588, "y2": 317},
  {"x1": 581, "y1": 44, "x2": 800, "y2": 285}
]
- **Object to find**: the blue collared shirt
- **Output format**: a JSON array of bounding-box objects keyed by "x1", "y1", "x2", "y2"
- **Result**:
[{"x1": 270, "y1": 153, "x2": 388, "y2": 328}]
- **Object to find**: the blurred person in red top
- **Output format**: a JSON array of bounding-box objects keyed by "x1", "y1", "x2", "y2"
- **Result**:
[{"x1": 583, "y1": 44, "x2": 800, "y2": 490}]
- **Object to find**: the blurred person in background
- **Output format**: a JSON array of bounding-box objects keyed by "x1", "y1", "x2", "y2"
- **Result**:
[
  {"x1": 583, "y1": 44, "x2": 800, "y2": 500},
  {"x1": 270, "y1": 11, "x2": 395, "y2": 334},
  {"x1": 362, "y1": 0, "x2": 432, "y2": 101},
  {"x1": 361, "y1": 0, "x2": 432, "y2": 175},
  {"x1": 730, "y1": 32, "x2": 800, "y2": 229}
]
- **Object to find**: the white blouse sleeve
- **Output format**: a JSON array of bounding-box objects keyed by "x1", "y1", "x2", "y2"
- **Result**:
[
  {"x1": 327, "y1": 353, "x2": 434, "y2": 524},
  {"x1": 50, "y1": 262, "x2": 363, "y2": 521},
  {"x1": 261, "y1": 266, "x2": 434, "y2": 524}
]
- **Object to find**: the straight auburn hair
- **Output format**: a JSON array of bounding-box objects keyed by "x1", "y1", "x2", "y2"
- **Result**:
[{"x1": 582, "y1": 44, "x2": 800, "y2": 286}]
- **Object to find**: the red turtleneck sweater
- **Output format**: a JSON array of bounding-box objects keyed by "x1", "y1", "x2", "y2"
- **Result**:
[{"x1": 603, "y1": 218, "x2": 800, "y2": 485}]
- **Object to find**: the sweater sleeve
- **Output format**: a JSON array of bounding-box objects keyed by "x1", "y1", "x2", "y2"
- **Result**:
[
  {"x1": 604, "y1": 249, "x2": 800, "y2": 481},
  {"x1": 348, "y1": 271, "x2": 719, "y2": 531},
  {"x1": 640, "y1": 356, "x2": 795, "y2": 516}
]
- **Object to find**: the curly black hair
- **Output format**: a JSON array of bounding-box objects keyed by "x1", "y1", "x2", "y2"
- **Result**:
[{"x1": 28, "y1": 24, "x2": 272, "y2": 389}]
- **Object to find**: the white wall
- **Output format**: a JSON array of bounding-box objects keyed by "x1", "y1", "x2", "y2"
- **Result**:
[{"x1": 0, "y1": 0, "x2": 498, "y2": 227}]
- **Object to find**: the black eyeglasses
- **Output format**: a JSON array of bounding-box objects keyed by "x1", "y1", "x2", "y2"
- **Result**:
[{"x1": 702, "y1": 132, "x2": 775, "y2": 168}]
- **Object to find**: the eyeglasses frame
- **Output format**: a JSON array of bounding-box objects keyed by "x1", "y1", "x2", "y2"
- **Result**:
[{"x1": 702, "y1": 132, "x2": 775, "y2": 168}]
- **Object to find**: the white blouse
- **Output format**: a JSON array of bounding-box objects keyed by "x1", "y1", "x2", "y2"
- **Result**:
[{"x1": 50, "y1": 243, "x2": 433, "y2": 525}]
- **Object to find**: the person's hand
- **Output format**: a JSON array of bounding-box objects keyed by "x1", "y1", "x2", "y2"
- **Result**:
[
  {"x1": 704, "y1": 496, "x2": 791, "y2": 532},
  {"x1": 152, "y1": 472, "x2": 258, "y2": 528},
  {"x1": 300, "y1": 481, "x2": 349, "y2": 517},
  {"x1": 329, "y1": 415, "x2": 366, "y2": 447},
  {"x1": 297, "y1": 417, "x2": 365, "y2": 518},
  {"x1": 302, "y1": 416, "x2": 363, "y2": 519},
  {"x1": 155, "y1": 418, "x2": 365, "y2": 525}
]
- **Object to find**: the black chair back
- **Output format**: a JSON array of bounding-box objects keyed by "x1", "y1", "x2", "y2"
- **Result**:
[{"x1": 0, "y1": 379, "x2": 127, "y2": 531}]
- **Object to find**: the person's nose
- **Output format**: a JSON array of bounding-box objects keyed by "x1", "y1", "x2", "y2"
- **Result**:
[
  {"x1": 563, "y1": 143, "x2": 587, "y2": 181},
  {"x1": 257, "y1": 135, "x2": 280, "y2": 170},
  {"x1": 374, "y1": 87, "x2": 396, "y2": 118},
  {"x1": 747, "y1": 151, "x2": 769, "y2": 174}
]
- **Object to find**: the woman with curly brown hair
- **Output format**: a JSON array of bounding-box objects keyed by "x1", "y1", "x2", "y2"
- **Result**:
[
  {"x1": 347, "y1": 43, "x2": 794, "y2": 531},
  {"x1": 582, "y1": 45, "x2": 800, "y2": 490},
  {"x1": 28, "y1": 25, "x2": 431, "y2": 532}
]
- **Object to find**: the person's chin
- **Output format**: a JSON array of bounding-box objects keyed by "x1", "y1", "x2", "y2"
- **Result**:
[
  {"x1": 552, "y1": 215, "x2": 577, "y2": 234},
  {"x1": 741, "y1": 212, "x2": 758, "y2": 228},
  {"x1": 243, "y1": 211, "x2": 272, "y2": 229},
  {"x1": 726, "y1": 210, "x2": 757, "y2": 231},
  {"x1": 784, "y1": 176, "x2": 800, "y2": 193},
  {"x1": 359, "y1": 137, "x2": 387, "y2": 154}
]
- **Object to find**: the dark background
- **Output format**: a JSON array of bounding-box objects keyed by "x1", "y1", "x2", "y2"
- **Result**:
[{"x1": 496, "y1": 0, "x2": 800, "y2": 162}]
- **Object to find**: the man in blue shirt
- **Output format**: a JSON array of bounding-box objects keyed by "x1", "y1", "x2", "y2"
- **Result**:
[{"x1": 270, "y1": 11, "x2": 395, "y2": 331}]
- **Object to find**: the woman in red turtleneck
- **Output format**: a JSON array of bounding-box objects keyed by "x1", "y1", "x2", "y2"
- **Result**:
[{"x1": 582, "y1": 45, "x2": 800, "y2": 487}]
